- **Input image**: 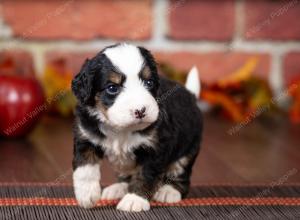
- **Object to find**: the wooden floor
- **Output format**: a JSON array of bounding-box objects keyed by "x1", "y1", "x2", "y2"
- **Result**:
[{"x1": 0, "y1": 114, "x2": 299, "y2": 185}]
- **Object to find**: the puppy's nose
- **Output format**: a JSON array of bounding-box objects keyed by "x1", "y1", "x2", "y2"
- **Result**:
[{"x1": 134, "y1": 107, "x2": 146, "y2": 119}]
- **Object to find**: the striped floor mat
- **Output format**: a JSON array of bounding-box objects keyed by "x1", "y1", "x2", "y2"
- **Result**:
[{"x1": 0, "y1": 183, "x2": 299, "y2": 220}]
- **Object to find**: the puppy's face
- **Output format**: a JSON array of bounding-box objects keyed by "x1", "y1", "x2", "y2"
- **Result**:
[{"x1": 72, "y1": 44, "x2": 160, "y2": 131}]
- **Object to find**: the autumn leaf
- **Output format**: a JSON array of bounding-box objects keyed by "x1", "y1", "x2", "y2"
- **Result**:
[
  {"x1": 219, "y1": 57, "x2": 258, "y2": 87},
  {"x1": 41, "y1": 59, "x2": 75, "y2": 116},
  {"x1": 201, "y1": 90, "x2": 244, "y2": 122},
  {"x1": 289, "y1": 80, "x2": 300, "y2": 123}
]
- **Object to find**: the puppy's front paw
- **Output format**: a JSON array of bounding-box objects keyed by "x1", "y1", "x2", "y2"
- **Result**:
[
  {"x1": 116, "y1": 193, "x2": 150, "y2": 212},
  {"x1": 153, "y1": 184, "x2": 181, "y2": 203},
  {"x1": 101, "y1": 182, "x2": 128, "y2": 200},
  {"x1": 73, "y1": 164, "x2": 101, "y2": 208},
  {"x1": 74, "y1": 180, "x2": 101, "y2": 208}
]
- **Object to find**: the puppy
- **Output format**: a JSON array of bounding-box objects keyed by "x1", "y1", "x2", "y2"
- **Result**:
[{"x1": 71, "y1": 43, "x2": 203, "y2": 212}]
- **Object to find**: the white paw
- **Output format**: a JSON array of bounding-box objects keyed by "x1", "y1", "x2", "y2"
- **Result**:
[
  {"x1": 101, "y1": 182, "x2": 128, "y2": 200},
  {"x1": 74, "y1": 180, "x2": 101, "y2": 208},
  {"x1": 116, "y1": 193, "x2": 150, "y2": 212},
  {"x1": 153, "y1": 184, "x2": 182, "y2": 203},
  {"x1": 73, "y1": 164, "x2": 101, "y2": 208}
]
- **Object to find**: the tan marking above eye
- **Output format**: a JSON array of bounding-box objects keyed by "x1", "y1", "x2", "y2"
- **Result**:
[
  {"x1": 108, "y1": 72, "x2": 122, "y2": 84},
  {"x1": 141, "y1": 66, "x2": 152, "y2": 79}
]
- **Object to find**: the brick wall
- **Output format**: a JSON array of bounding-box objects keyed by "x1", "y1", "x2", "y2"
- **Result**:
[{"x1": 1, "y1": 0, "x2": 300, "y2": 94}]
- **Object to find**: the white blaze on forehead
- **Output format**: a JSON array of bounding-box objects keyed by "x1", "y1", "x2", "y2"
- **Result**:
[{"x1": 103, "y1": 44, "x2": 144, "y2": 76}]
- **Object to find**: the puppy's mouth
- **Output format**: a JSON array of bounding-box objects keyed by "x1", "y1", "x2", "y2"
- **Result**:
[{"x1": 122, "y1": 120, "x2": 153, "y2": 131}]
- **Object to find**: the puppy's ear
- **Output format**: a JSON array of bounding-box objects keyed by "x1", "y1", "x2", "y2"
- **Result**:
[{"x1": 72, "y1": 58, "x2": 99, "y2": 105}]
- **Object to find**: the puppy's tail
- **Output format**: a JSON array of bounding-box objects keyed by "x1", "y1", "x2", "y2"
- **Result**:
[{"x1": 185, "y1": 66, "x2": 201, "y2": 98}]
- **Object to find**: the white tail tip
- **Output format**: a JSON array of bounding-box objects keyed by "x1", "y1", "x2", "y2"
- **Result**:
[{"x1": 185, "y1": 66, "x2": 200, "y2": 98}]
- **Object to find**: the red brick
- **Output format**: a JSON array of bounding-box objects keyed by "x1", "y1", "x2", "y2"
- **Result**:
[
  {"x1": 45, "y1": 51, "x2": 98, "y2": 76},
  {"x1": 0, "y1": 51, "x2": 34, "y2": 76},
  {"x1": 1, "y1": 0, "x2": 151, "y2": 40},
  {"x1": 155, "y1": 52, "x2": 270, "y2": 84},
  {"x1": 169, "y1": 0, "x2": 234, "y2": 41},
  {"x1": 245, "y1": 0, "x2": 300, "y2": 40},
  {"x1": 46, "y1": 50, "x2": 271, "y2": 85},
  {"x1": 284, "y1": 52, "x2": 300, "y2": 86}
]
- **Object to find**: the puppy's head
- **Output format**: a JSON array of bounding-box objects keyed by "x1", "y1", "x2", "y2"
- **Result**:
[{"x1": 72, "y1": 43, "x2": 160, "y2": 131}]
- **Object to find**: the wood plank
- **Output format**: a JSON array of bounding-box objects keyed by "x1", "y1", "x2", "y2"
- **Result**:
[{"x1": 0, "y1": 114, "x2": 299, "y2": 185}]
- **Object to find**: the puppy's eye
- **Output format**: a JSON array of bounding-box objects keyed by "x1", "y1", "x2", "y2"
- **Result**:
[
  {"x1": 143, "y1": 79, "x2": 154, "y2": 90},
  {"x1": 106, "y1": 84, "x2": 120, "y2": 95}
]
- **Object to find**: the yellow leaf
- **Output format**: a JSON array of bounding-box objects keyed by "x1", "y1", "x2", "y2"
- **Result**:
[{"x1": 219, "y1": 57, "x2": 258, "y2": 87}]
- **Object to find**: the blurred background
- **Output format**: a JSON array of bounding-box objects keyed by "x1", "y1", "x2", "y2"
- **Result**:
[{"x1": 0, "y1": 0, "x2": 299, "y2": 186}]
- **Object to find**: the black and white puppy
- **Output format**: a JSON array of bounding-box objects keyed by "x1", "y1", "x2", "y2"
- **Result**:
[{"x1": 71, "y1": 43, "x2": 203, "y2": 212}]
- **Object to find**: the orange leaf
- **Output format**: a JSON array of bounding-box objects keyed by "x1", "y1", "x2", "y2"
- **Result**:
[
  {"x1": 201, "y1": 90, "x2": 244, "y2": 122},
  {"x1": 289, "y1": 80, "x2": 300, "y2": 123}
]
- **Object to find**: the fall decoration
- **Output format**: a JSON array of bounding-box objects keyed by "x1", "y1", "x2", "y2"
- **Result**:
[
  {"x1": 0, "y1": 75, "x2": 45, "y2": 137},
  {"x1": 41, "y1": 58, "x2": 76, "y2": 117},
  {"x1": 0, "y1": 52, "x2": 34, "y2": 77},
  {"x1": 160, "y1": 57, "x2": 278, "y2": 122},
  {"x1": 289, "y1": 78, "x2": 300, "y2": 124},
  {"x1": 0, "y1": 55, "x2": 45, "y2": 137}
]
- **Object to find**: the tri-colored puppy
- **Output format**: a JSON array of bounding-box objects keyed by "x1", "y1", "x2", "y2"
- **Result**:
[{"x1": 72, "y1": 43, "x2": 203, "y2": 212}]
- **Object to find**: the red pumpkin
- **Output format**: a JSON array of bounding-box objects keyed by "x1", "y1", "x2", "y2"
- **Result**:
[{"x1": 0, "y1": 75, "x2": 45, "y2": 137}]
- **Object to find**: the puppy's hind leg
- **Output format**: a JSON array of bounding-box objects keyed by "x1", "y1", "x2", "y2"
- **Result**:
[
  {"x1": 152, "y1": 174, "x2": 190, "y2": 203},
  {"x1": 153, "y1": 155, "x2": 197, "y2": 203},
  {"x1": 101, "y1": 175, "x2": 131, "y2": 200},
  {"x1": 153, "y1": 184, "x2": 182, "y2": 203}
]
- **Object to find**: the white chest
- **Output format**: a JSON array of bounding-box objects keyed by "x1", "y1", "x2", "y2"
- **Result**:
[
  {"x1": 101, "y1": 130, "x2": 155, "y2": 174},
  {"x1": 78, "y1": 123, "x2": 156, "y2": 174}
]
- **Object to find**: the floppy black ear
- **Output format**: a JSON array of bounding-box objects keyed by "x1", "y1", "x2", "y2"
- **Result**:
[{"x1": 72, "y1": 58, "x2": 98, "y2": 105}]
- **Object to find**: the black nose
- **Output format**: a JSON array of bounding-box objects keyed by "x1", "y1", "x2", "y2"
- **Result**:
[{"x1": 135, "y1": 107, "x2": 146, "y2": 119}]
